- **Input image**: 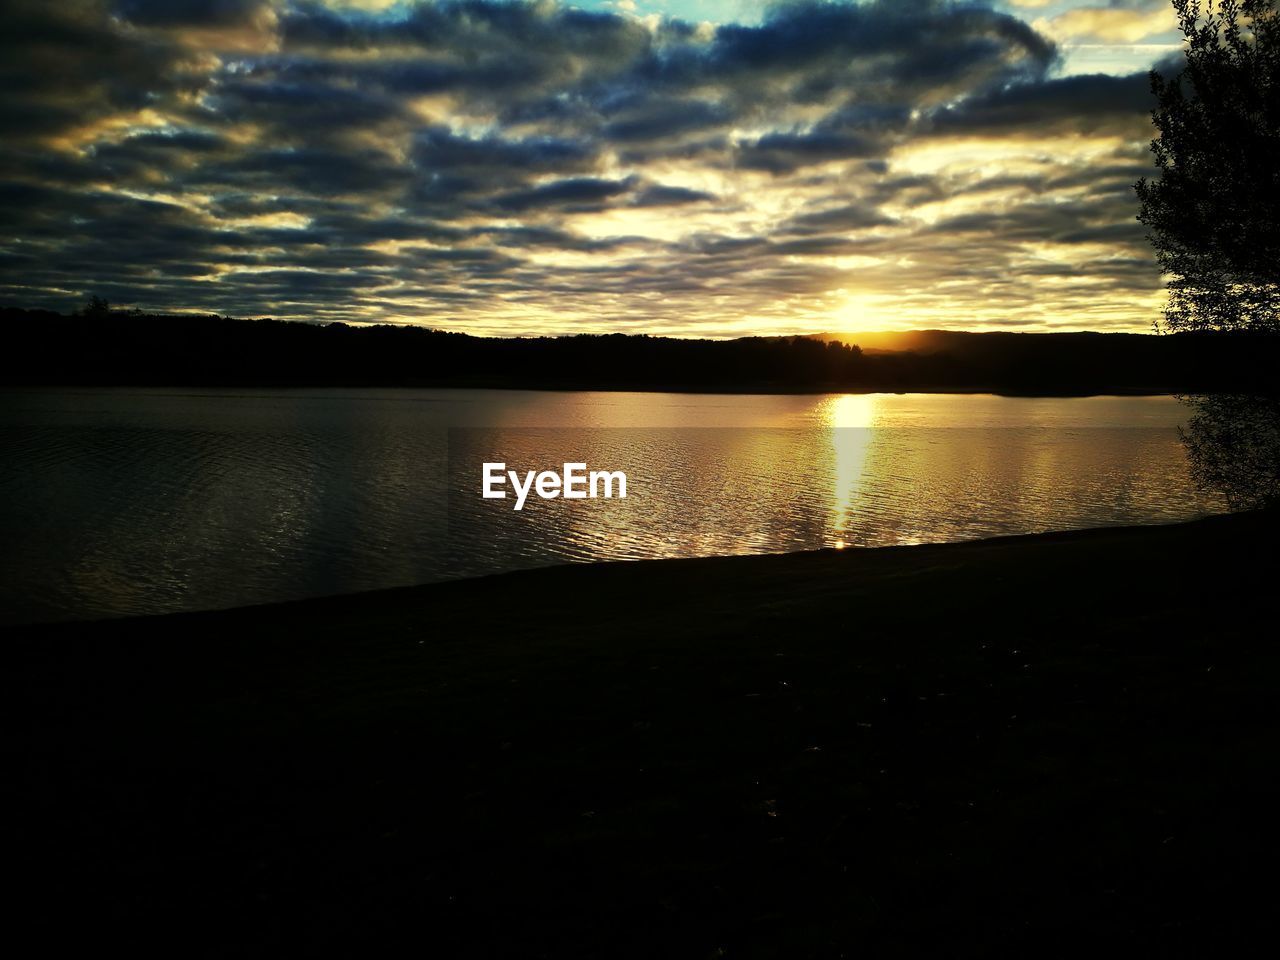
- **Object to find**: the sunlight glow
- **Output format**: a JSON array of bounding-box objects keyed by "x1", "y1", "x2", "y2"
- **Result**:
[
  {"x1": 836, "y1": 292, "x2": 890, "y2": 334},
  {"x1": 823, "y1": 394, "x2": 878, "y2": 546}
]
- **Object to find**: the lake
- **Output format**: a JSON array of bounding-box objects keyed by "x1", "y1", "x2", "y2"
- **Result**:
[{"x1": 0, "y1": 388, "x2": 1221, "y2": 624}]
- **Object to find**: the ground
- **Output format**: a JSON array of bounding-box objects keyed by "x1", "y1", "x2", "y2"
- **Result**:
[{"x1": 5, "y1": 513, "x2": 1278, "y2": 956}]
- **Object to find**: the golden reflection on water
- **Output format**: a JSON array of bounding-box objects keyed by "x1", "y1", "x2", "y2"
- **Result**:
[
  {"x1": 2, "y1": 388, "x2": 1214, "y2": 623},
  {"x1": 445, "y1": 392, "x2": 1214, "y2": 573},
  {"x1": 819, "y1": 394, "x2": 880, "y2": 430},
  {"x1": 822, "y1": 395, "x2": 878, "y2": 544}
]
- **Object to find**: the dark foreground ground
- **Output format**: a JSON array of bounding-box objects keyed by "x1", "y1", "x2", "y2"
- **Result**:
[{"x1": 5, "y1": 514, "x2": 1280, "y2": 956}]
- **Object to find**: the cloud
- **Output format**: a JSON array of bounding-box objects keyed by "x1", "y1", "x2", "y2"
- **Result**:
[
  {"x1": 630, "y1": 184, "x2": 716, "y2": 207},
  {"x1": 1035, "y1": 4, "x2": 1179, "y2": 44},
  {"x1": 0, "y1": 0, "x2": 1170, "y2": 334},
  {"x1": 493, "y1": 177, "x2": 637, "y2": 213},
  {"x1": 113, "y1": 0, "x2": 274, "y2": 28},
  {"x1": 928, "y1": 70, "x2": 1155, "y2": 138}
]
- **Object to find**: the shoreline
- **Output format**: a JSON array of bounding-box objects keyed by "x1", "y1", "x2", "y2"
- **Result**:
[
  {"x1": 8, "y1": 512, "x2": 1279, "y2": 953},
  {"x1": 6, "y1": 513, "x2": 1231, "y2": 634},
  {"x1": 7, "y1": 310, "x2": 1280, "y2": 397}
]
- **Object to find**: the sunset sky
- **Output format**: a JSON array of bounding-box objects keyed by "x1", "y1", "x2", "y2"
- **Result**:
[{"x1": 0, "y1": 1, "x2": 1187, "y2": 336}]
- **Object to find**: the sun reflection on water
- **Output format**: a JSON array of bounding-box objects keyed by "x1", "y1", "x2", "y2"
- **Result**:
[
  {"x1": 822, "y1": 394, "x2": 879, "y2": 546},
  {"x1": 0, "y1": 389, "x2": 1212, "y2": 623}
]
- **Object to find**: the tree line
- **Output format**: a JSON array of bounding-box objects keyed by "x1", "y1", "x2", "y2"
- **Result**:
[{"x1": 2, "y1": 305, "x2": 1277, "y2": 394}]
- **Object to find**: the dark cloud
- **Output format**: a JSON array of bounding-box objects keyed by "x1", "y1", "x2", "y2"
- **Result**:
[
  {"x1": 738, "y1": 130, "x2": 881, "y2": 174},
  {"x1": 205, "y1": 145, "x2": 415, "y2": 196},
  {"x1": 662, "y1": 0, "x2": 1054, "y2": 90},
  {"x1": 493, "y1": 177, "x2": 636, "y2": 213},
  {"x1": 411, "y1": 128, "x2": 598, "y2": 175},
  {"x1": 0, "y1": 0, "x2": 1168, "y2": 333},
  {"x1": 927, "y1": 70, "x2": 1154, "y2": 137},
  {"x1": 785, "y1": 204, "x2": 899, "y2": 235},
  {"x1": 0, "y1": 1, "x2": 200, "y2": 143},
  {"x1": 630, "y1": 185, "x2": 716, "y2": 207},
  {"x1": 113, "y1": 0, "x2": 271, "y2": 28},
  {"x1": 603, "y1": 100, "x2": 733, "y2": 144}
]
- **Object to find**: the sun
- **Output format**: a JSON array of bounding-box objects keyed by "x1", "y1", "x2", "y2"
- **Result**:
[{"x1": 836, "y1": 291, "x2": 887, "y2": 334}]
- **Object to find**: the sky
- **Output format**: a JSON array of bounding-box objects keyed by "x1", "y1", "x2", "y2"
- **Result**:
[{"x1": 0, "y1": 0, "x2": 1188, "y2": 336}]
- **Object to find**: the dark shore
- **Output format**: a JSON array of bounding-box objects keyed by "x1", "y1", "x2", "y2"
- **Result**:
[
  {"x1": 6, "y1": 306, "x2": 1280, "y2": 395},
  {"x1": 6, "y1": 513, "x2": 1280, "y2": 955}
]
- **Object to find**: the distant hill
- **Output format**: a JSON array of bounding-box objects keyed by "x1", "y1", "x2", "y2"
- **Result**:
[
  {"x1": 808, "y1": 329, "x2": 1162, "y2": 356},
  {"x1": 2, "y1": 307, "x2": 1277, "y2": 395}
]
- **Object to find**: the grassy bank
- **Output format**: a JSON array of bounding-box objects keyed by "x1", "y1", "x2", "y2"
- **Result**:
[{"x1": 6, "y1": 514, "x2": 1280, "y2": 956}]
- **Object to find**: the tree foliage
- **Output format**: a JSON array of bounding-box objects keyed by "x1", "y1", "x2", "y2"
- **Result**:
[
  {"x1": 1181, "y1": 393, "x2": 1280, "y2": 508},
  {"x1": 1136, "y1": 0, "x2": 1280, "y2": 332},
  {"x1": 80, "y1": 294, "x2": 111, "y2": 319}
]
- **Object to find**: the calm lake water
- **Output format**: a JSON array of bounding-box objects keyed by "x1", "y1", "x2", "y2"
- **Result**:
[{"x1": 0, "y1": 388, "x2": 1221, "y2": 624}]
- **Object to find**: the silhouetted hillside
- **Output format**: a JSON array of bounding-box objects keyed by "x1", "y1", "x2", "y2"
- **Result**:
[{"x1": 2, "y1": 307, "x2": 1277, "y2": 394}]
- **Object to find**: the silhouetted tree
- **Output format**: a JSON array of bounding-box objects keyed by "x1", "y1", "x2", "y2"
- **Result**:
[
  {"x1": 2, "y1": 305, "x2": 1280, "y2": 392},
  {"x1": 1136, "y1": 0, "x2": 1279, "y2": 332},
  {"x1": 81, "y1": 295, "x2": 111, "y2": 319},
  {"x1": 1181, "y1": 393, "x2": 1280, "y2": 507}
]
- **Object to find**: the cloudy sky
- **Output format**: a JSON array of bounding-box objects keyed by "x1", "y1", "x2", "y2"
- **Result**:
[{"x1": 0, "y1": 0, "x2": 1185, "y2": 336}]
